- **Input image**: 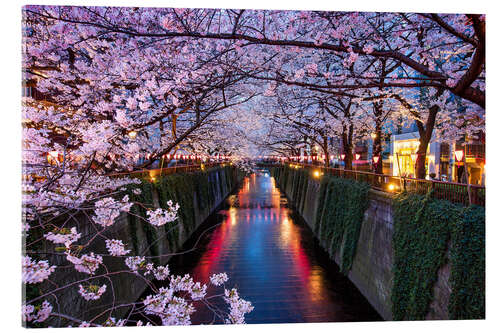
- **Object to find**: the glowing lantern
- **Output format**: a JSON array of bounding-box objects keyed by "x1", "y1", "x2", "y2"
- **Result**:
[
  {"x1": 128, "y1": 131, "x2": 137, "y2": 139},
  {"x1": 454, "y1": 150, "x2": 464, "y2": 162},
  {"x1": 373, "y1": 156, "x2": 380, "y2": 164},
  {"x1": 355, "y1": 153, "x2": 361, "y2": 160},
  {"x1": 47, "y1": 151, "x2": 60, "y2": 165},
  {"x1": 341, "y1": 154, "x2": 346, "y2": 160}
]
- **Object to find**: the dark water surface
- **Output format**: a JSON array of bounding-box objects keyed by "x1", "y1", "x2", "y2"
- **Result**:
[{"x1": 162, "y1": 170, "x2": 382, "y2": 324}]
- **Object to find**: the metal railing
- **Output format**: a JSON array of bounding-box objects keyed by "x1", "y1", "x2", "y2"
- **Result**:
[
  {"x1": 107, "y1": 162, "x2": 227, "y2": 179},
  {"x1": 260, "y1": 162, "x2": 485, "y2": 206}
]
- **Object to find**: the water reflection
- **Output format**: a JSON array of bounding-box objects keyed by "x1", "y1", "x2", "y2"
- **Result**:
[{"x1": 166, "y1": 170, "x2": 382, "y2": 324}]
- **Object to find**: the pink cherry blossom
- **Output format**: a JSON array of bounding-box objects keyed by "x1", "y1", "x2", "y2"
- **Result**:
[
  {"x1": 22, "y1": 256, "x2": 56, "y2": 284},
  {"x1": 105, "y1": 239, "x2": 131, "y2": 256},
  {"x1": 210, "y1": 272, "x2": 229, "y2": 286},
  {"x1": 78, "y1": 284, "x2": 107, "y2": 301}
]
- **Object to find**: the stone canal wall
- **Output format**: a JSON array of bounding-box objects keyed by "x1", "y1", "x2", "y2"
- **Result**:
[
  {"x1": 40, "y1": 166, "x2": 243, "y2": 325},
  {"x1": 269, "y1": 165, "x2": 484, "y2": 321}
]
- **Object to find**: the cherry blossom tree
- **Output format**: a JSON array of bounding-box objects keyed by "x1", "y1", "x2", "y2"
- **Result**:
[
  {"x1": 23, "y1": 5, "x2": 255, "y2": 327},
  {"x1": 22, "y1": 5, "x2": 486, "y2": 327}
]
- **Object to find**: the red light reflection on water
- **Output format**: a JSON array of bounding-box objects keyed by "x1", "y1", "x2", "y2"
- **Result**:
[{"x1": 187, "y1": 172, "x2": 332, "y2": 320}]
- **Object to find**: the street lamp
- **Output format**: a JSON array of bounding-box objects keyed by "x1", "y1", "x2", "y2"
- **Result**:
[
  {"x1": 313, "y1": 170, "x2": 322, "y2": 178},
  {"x1": 354, "y1": 153, "x2": 361, "y2": 171}
]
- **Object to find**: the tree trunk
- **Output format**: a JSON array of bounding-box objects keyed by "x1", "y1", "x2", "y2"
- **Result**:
[
  {"x1": 415, "y1": 143, "x2": 429, "y2": 179},
  {"x1": 414, "y1": 105, "x2": 439, "y2": 179},
  {"x1": 342, "y1": 126, "x2": 353, "y2": 170},
  {"x1": 373, "y1": 120, "x2": 383, "y2": 174},
  {"x1": 372, "y1": 92, "x2": 384, "y2": 174},
  {"x1": 322, "y1": 136, "x2": 330, "y2": 168}
]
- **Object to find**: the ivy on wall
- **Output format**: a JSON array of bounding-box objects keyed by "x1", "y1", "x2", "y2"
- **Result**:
[
  {"x1": 272, "y1": 166, "x2": 485, "y2": 321},
  {"x1": 392, "y1": 191, "x2": 457, "y2": 320},
  {"x1": 319, "y1": 176, "x2": 369, "y2": 274},
  {"x1": 126, "y1": 166, "x2": 238, "y2": 259},
  {"x1": 448, "y1": 205, "x2": 485, "y2": 320},
  {"x1": 270, "y1": 166, "x2": 370, "y2": 275},
  {"x1": 392, "y1": 191, "x2": 485, "y2": 320}
]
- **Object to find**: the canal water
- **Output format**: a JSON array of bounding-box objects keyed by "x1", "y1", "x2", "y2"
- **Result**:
[{"x1": 161, "y1": 170, "x2": 382, "y2": 324}]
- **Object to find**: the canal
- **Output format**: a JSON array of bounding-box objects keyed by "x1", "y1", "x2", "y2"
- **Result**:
[{"x1": 156, "y1": 170, "x2": 382, "y2": 324}]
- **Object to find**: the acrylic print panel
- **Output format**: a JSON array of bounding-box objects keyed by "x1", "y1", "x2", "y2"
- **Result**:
[{"x1": 22, "y1": 3, "x2": 485, "y2": 328}]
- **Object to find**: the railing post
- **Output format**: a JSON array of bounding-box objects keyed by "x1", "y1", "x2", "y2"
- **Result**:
[{"x1": 471, "y1": 186, "x2": 478, "y2": 205}]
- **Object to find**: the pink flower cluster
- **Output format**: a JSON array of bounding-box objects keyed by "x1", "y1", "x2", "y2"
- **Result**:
[
  {"x1": 125, "y1": 256, "x2": 146, "y2": 272},
  {"x1": 152, "y1": 265, "x2": 170, "y2": 280},
  {"x1": 146, "y1": 201, "x2": 179, "y2": 226},
  {"x1": 44, "y1": 227, "x2": 81, "y2": 248},
  {"x1": 140, "y1": 269, "x2": 252, "y2": 325},
  {"x1": 92, "y1": 197, "x2": 123, "y2": 227},
  {"x1": 78, "y1": 284, "x2": 107, "y2": 301},
  {"x1": 22, "y1": 256, "x2": 56, "y2": 284},
  {"x1": 224, "y1": 288, "x2": 254, "y2": 324},
  {"x1": 66, "y1": 252, "x2": 103, "y2": 275},
  {"x1": 210, "y1": 272, "x2": 229, "y2": 286},
  {"x1": 105, "y1": 239, "x2": 130, "y2": 256},
  {"x1": 22, "y1": 301, "x2": 52, "y2": 323},
  {"x1": 143, "y1": 288, "x2": 195, "y2": 325}
]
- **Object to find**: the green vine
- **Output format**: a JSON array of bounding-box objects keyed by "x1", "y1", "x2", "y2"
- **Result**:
[
  {"x1": 125, "y1": 166, "x2": 239, "y2": 260},
  {"x1": 271, "y1": 166, "x2": 485, "y2": 321},
  {"x1": 448, "y1": 205, "x2": 485, "y2": 319},
  {"x1": 271, "y1": 166, "x2": 370, "y2": 274},
  {"x1": 392, "y1": 191, "x2": 457, "y2": 320},
  {"x1": 392, "y1": 191, "x2": 485, "y2": 320}
]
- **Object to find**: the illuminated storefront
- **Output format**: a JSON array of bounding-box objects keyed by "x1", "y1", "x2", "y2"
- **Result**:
[
  {"x1": 451, "y1": 143, "x2": 485, "y2": 185},
  {"x1": 390, "y1": 132, "x2": 441, "y2": 179},
  {"x1": 391, "y1": 132, "x2": 485, "y2": 184}
]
